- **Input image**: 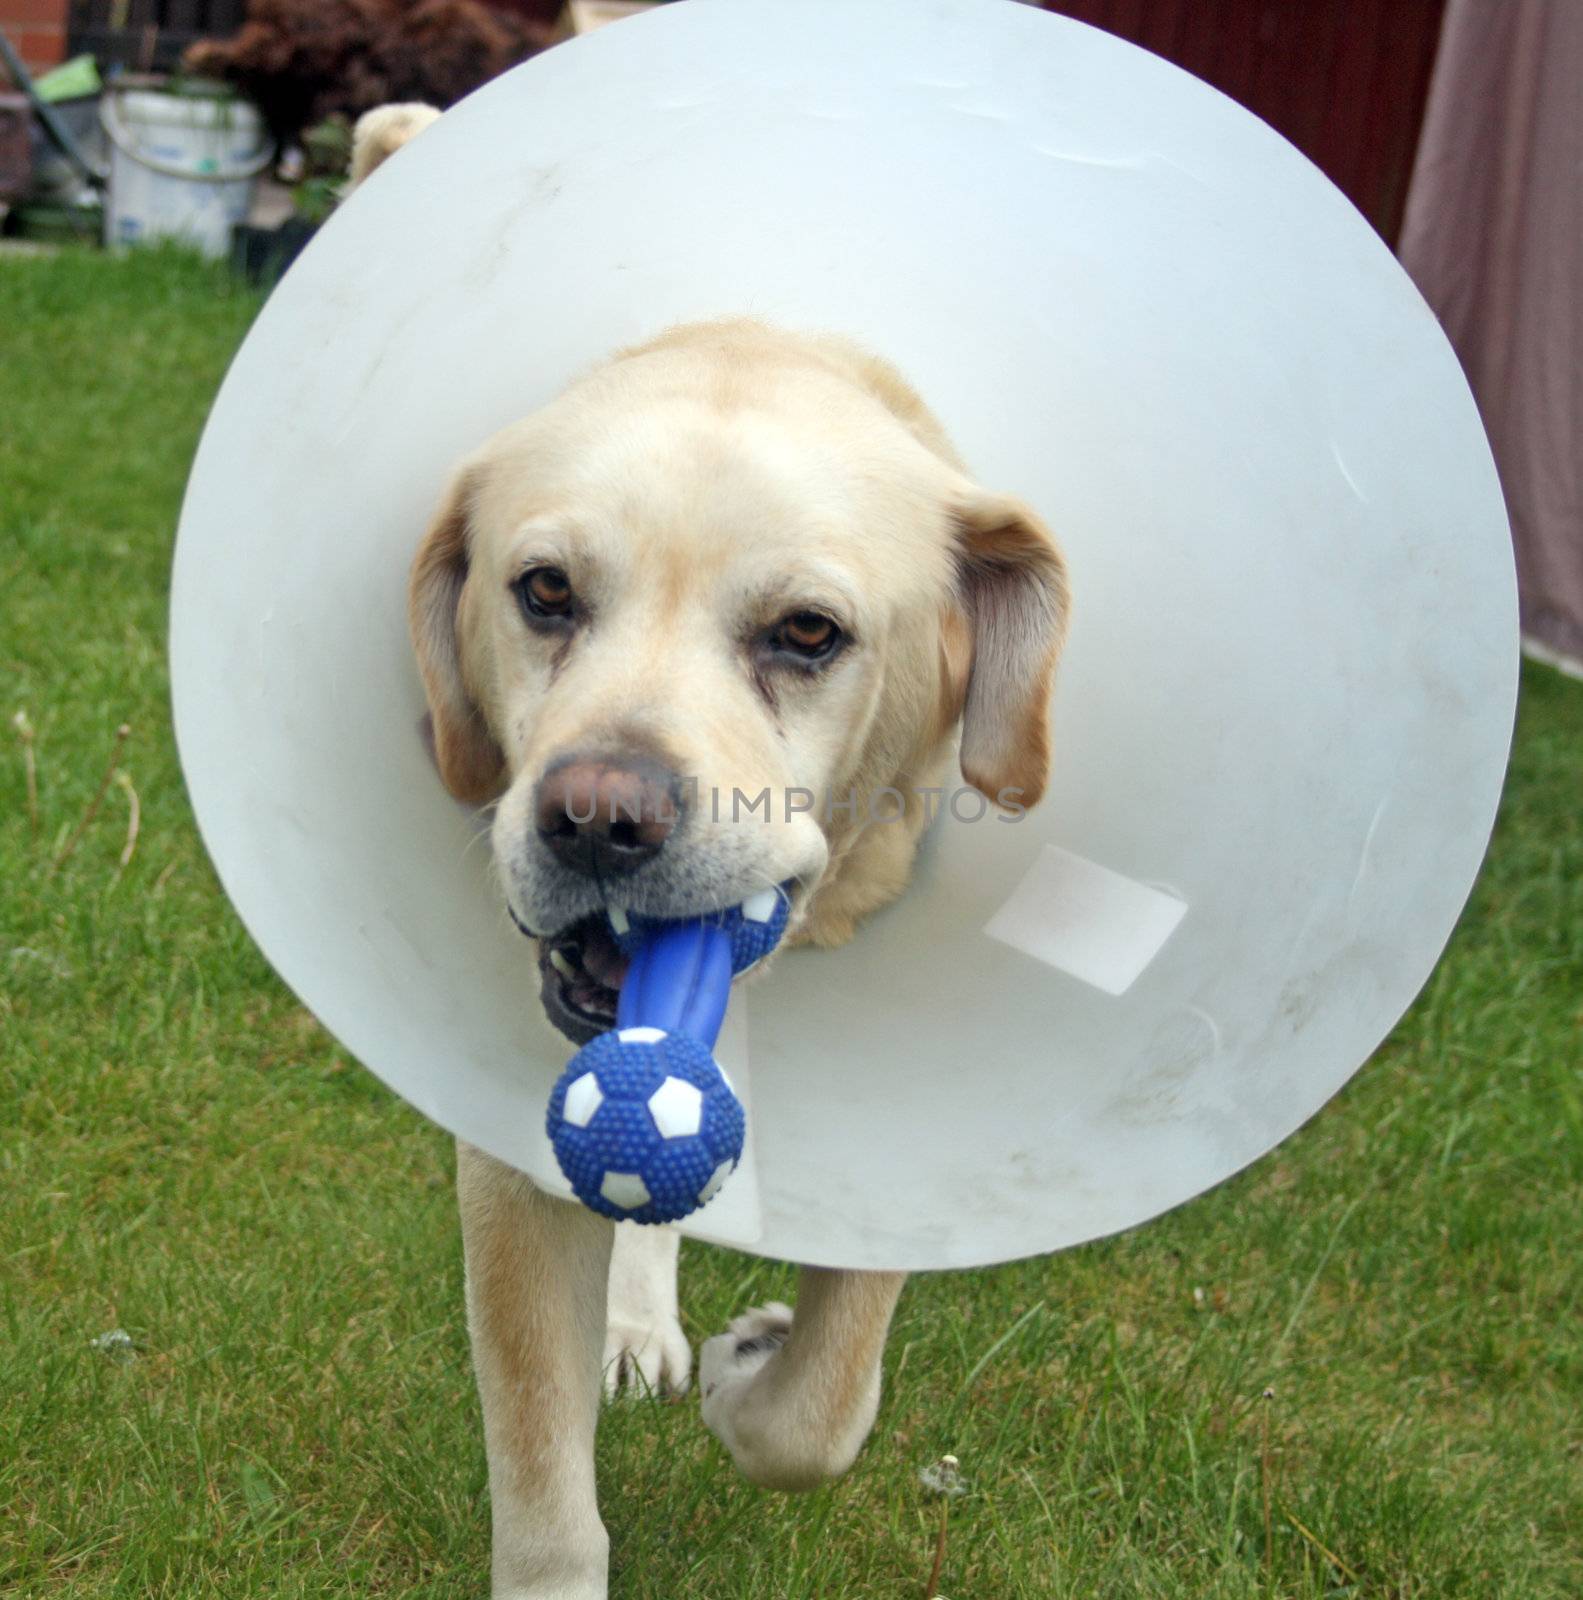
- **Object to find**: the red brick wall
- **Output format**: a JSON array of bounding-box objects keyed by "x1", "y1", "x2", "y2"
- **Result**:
[{"x1": 1, "y1": 0, "x2": 69, "y2": 75}]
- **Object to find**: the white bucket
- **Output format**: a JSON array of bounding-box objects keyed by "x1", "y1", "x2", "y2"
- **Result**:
[{"x1": 102, "y1": 87, "x2": 273, "y2": 258}]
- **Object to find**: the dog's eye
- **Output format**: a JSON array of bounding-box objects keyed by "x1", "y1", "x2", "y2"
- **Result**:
[
  {"x1": 772, "y1": 611, "x2": 842, "y2": 661},
  {"x1": 517, "y1": 566, "x2": 574, "y2": 621}
]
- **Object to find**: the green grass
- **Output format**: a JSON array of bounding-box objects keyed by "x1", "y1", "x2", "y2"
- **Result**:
[{"x1": 3, "y1": 246, "x2": 1581, "y2": 1599}]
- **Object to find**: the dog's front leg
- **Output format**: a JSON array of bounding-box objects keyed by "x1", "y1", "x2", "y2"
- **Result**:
[
  {"x1": 604, "y1": 1223, "x2": 691, "y2": 1397},
  {"x1": 458, "y1": 1141, "x2": 613, "y2": 1600},
  {"x1": 698, "y1": 1268, "x2": 906, "y2": 1491}
]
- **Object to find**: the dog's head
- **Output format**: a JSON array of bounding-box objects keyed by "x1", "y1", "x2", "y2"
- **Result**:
[{"x1": 410, "y1": 322, "x2": 1069, "y2": 1040}]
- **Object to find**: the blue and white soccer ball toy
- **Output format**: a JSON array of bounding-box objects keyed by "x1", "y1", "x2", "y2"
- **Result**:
[{"x1": 545, "y1": 887, "x2": 790, "y2": 1224}]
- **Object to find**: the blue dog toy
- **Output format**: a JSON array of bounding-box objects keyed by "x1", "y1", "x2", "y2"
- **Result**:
[{"x1": 546, "y1": 887, "x2": 790, "y2": 1224}]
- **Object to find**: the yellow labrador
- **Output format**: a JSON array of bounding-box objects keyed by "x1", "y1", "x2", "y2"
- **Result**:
[{"x1": 408, "y1": 318, "x2": 1068, "y2": 1597}]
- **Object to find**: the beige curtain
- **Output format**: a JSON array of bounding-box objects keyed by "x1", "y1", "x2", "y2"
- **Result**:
[{"x1": 1398, "y1": 0, "x2": 1583, "y2": 671}]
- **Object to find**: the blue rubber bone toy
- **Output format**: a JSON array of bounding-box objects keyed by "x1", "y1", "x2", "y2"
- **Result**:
[{"x1": 546, "y1": 887, "x2": 790, "y2": 1224}]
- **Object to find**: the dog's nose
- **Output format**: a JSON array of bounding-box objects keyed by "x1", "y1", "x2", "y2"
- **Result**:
[{"x1": 535, "y1": 754, "x2": 683, "y2": 879}]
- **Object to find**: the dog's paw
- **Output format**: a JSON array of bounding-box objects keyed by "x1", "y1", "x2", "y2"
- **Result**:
[
  {"x1": 700, "y1": 1300, "x2": 881, "y2": 1489},
  {"x1": 603, "y1": 1311, "x2": 691, "y2": 1399},
  {"x1": 698, "y1": 1302, "x2": 807, "y2": 1486},
  {"x1": 699, "y1": 1302, "x2": 793, "y2": 1407}
]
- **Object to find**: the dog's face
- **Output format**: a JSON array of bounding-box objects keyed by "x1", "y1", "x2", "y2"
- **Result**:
[{"x1": 410, "y1": 323, "x2": 1068, "y2": 1040}]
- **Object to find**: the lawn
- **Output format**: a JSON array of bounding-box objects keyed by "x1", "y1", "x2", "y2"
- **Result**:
[{"x1": 2, "y1": 247, "x2": 1581, "y2": 1599}]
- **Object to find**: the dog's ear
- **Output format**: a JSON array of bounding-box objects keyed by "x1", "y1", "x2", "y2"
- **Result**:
[
  {"x1": 948, "y1": 486, "x2": 1070, "y2": 810},
  {"x1": 408, "y1": 466, "x2": 506, "y2": 804}
]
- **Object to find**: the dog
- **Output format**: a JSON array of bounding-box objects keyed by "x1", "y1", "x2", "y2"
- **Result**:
[
  {"x1": 348, "y1": 102, "x2": 442, "y2": 188},
  {"x1": 370, "y1": 77, "x2": 1069, "y2": 1600},
  {"x1": 406, "y1": 312, "x2": 1069, "y2": 1597}
]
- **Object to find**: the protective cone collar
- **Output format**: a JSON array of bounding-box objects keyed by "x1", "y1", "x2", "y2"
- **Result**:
[{"x1": 171, "y1": 0, "x2": 1516, "y2": 1271}]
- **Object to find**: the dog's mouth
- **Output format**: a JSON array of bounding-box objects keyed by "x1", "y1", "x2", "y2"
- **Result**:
[
  {"x1": 516, "y1": 883, "x2": 796, "y2": 1046},
  {"x1": 535, "y1": 912, "x2": 631, "y2": 1045}
]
